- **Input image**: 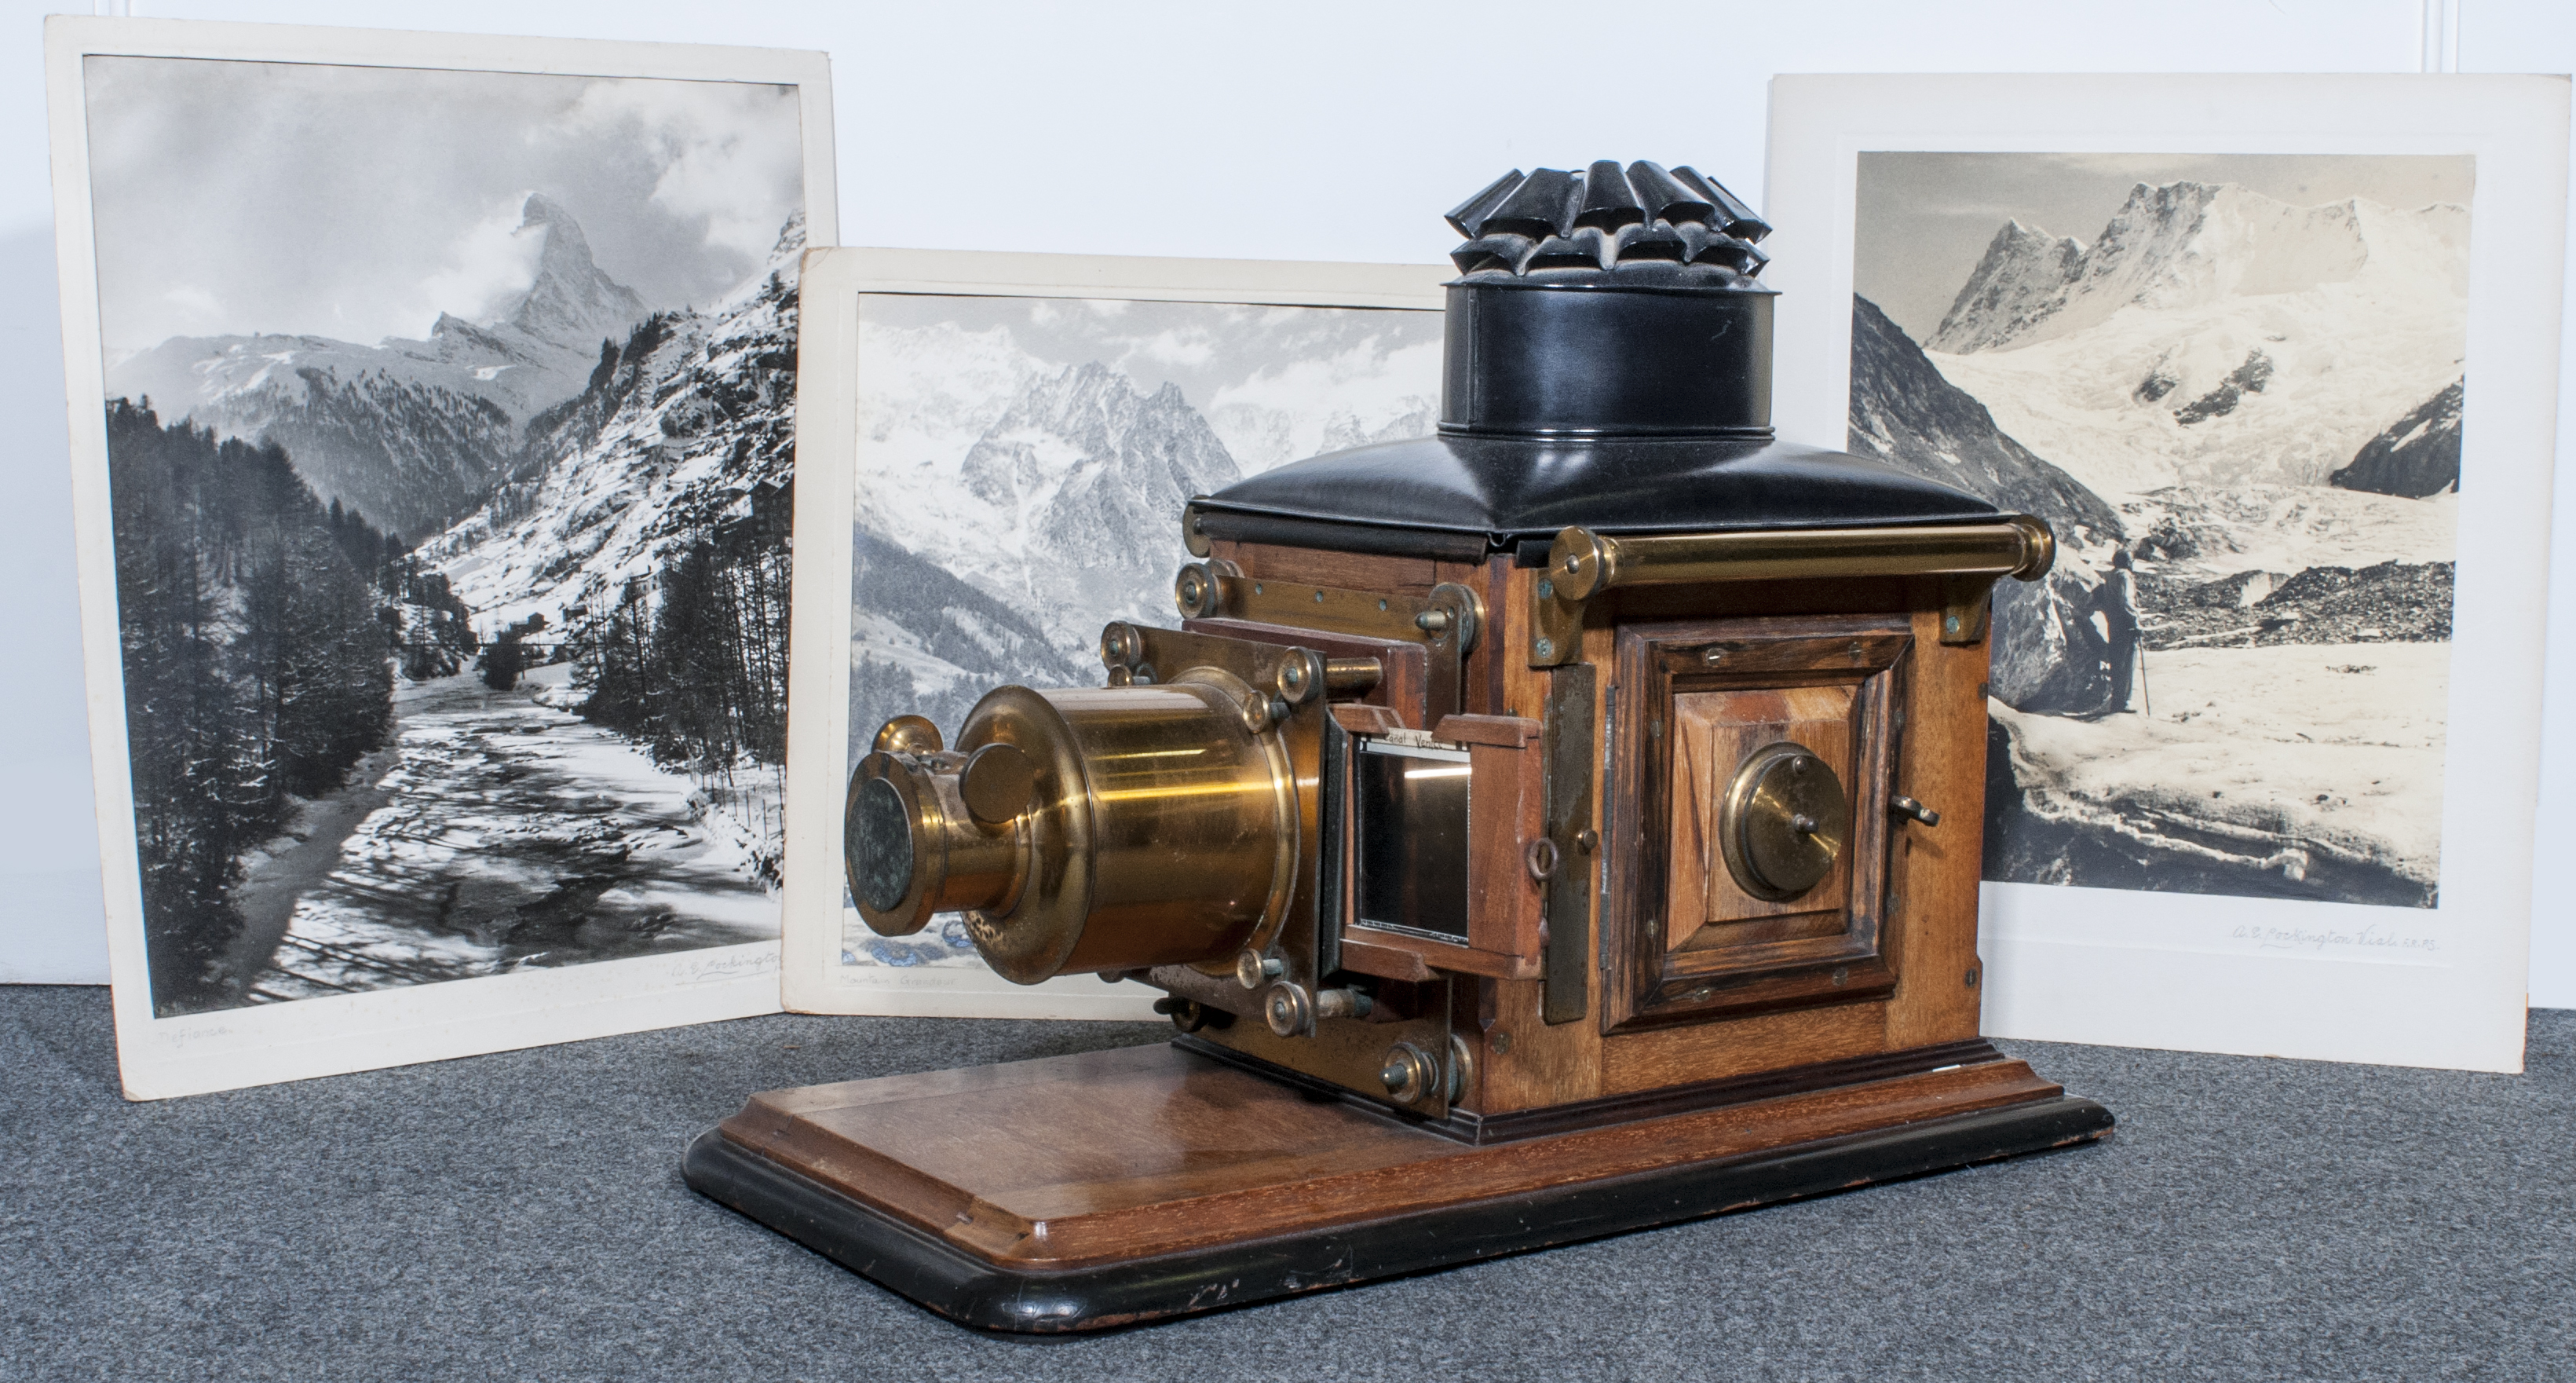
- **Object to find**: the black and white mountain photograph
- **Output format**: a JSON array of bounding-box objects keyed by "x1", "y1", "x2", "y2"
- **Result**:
[
  {"x1": 843, "y1": 294, "x2": 1441, "y2": 967},
  {"x1": 83, "y1": 56, "x2": 810, "y2": 1015},
  {"x1": 1847, "y1": 152, "x2": 2469, "y2": 909}
]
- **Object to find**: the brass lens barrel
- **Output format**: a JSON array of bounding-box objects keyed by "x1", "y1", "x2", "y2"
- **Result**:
[{"x1": 846, "y1": 671, "x2": 1296, "y2": 985}]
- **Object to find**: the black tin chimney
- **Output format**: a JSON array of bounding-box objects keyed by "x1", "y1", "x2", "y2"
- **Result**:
[{"x1": 1187, "y1": 162, "x2": 2003, "y2": 563}]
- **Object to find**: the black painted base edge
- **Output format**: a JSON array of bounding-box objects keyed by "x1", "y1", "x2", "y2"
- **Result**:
[{"x1": 681, "y1": 1094, "x2": 2114, "y2": 1334}]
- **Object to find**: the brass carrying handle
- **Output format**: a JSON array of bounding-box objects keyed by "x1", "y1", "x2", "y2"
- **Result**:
[{"x1": 1544, "y1": 515, "x2": 2055, "y2": 602}]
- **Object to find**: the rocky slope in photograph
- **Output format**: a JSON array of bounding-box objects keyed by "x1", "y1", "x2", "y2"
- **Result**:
[
  {"x1": 1849, "y1": 296, "x2": 2123, "y2": 544},
  {"x1": 426, "y1": 213, "x2": 802, "y2": 634},
  {"x1": 2138, "y1": 559, "x2": 2454, "y2": 649},
  {"x1": 962, "y1": 362, "x2": 1243, "y2": 638},
  {"x1": 845, "y1": 529, "x2": 1093, "y2": 772},
  {"x1": 2332, "y1": 379, "x2": 2463, "y2": 498},
  {"x1": 1923, "y1": 181, "x2": 2468, "y2": 496},
  {"x1": 1846, "y1": 295, "x2": 2125, "y2": 715},
  {"x1": 107, "y1": 194, "x2": 652, "y2": 538}
]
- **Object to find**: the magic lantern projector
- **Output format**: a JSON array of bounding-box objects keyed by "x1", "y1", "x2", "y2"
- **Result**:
[{"x1": 686, "y1": 162, "x2": 2112, "y2": 1332}]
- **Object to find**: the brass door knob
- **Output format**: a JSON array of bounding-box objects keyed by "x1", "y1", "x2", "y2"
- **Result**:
[{"x1": 1719, "y1": 741, "x2": 1850, "y2": 901}]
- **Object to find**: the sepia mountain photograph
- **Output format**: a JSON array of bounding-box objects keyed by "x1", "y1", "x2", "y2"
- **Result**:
[
  {"x1": 1847, "y1": 152, "x2": 2468, "y2": 909},
  {"x1": 842, "y1": 295, "x2": 1443, "y2": 968},
  {"x1": 84, "y1": 57, "x2": 809, "y2": 1014}
]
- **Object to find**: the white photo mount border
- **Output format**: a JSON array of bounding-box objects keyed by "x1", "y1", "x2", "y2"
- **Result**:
[
  {"x1": 781, "y1": 248, "x2": 1449, "y2": 1017},
  {"x1": 1765, "y1": 73, "x2": 2570, "y2": 1072},
  {"x1": 46, "y1": 16, "x2": 839, "y2": 1099}
]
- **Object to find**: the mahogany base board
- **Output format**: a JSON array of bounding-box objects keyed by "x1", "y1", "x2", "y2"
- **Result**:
[{"x1": 682, "y1": 1041, "x2": 2111, "y2": 1334}]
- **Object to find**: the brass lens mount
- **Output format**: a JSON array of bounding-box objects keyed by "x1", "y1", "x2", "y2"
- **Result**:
[{"x1": 1719, "y1": 741, "x2": 1851, "y2": 901}]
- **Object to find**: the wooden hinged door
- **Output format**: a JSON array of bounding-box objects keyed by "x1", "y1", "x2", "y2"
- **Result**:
[{"x1": 1602, "y1": 613, "x2": 1913, "y2": 1034}]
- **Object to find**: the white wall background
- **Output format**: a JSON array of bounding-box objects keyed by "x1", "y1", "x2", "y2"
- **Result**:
[{"x1": 5, "y1": 1, "x2": 2571, "y2": 1008}]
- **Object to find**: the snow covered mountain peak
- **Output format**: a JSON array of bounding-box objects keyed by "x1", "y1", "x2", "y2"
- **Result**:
[
  {"x1": 426, "y1": 215, "x2": 802, "y2": 633},
  {"x1": 959, "y1": 360, "x2": 1236, "y2": 524},
  {"x1": 1928, "y1": 181, "x2": 2466, "y2": 355},
  {"x1": 1929, "y1": 220, "x2": 2088, "y2": 355},
  {"x1": 504, "y1": 193, "x2": 648, "y2": 349},
  {"x1": 1922, "y1": 179, "x2": 2472, "y2": 496}
]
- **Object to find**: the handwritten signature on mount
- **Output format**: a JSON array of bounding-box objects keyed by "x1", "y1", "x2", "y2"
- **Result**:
[
  {"x1": 2229, "y1": 923, "x2": 2440, "y2": 957},
  {"x1": 676, "y1": 949, "x2": 783, "y2": 985}
]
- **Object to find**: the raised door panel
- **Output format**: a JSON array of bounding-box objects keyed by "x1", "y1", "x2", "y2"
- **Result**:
[{"x1": 1604, "y1": 614, "x2": 1910, "y2": 1034}]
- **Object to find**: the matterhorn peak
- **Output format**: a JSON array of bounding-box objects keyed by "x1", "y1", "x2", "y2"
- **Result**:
[
  {"x1": 517, "y1": 193, "x2": 593, "y2": 265},
  {"x1": 504, "y1": 193, "x2": 647, "y2": 346}
]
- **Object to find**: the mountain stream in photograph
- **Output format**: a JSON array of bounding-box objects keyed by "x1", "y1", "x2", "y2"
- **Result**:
[
  {"x1": 104, "y1": 193, "x2": 800, "y2": 1015},
  {"x1": 227, "y1": 667, "x2": 775, "y2": 1002}
]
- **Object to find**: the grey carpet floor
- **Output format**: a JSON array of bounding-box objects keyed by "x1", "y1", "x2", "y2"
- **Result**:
[{"x1": 1, "y1": 986, "x2": 2567, "y2": 1383}]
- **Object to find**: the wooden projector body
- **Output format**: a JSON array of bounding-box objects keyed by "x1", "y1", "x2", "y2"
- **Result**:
[{"x1": 685, "y1": 163, "x2": 2111, "y2": 1332}]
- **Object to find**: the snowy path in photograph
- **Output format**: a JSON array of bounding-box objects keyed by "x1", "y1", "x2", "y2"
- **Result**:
[
  {"x1": 1990, "y1": 641, "x2": 2449, "y2": 907},
  {"x1": 247, "y1": 669, "x2": 776, "y2": 1001}
]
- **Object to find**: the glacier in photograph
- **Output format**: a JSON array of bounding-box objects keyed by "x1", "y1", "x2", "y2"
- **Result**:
[
  {"x1": 89, "y1": 60, "x2": 806, "y2": 1014},
  {"x1": 841, "y1": 295, "x2": 1441, "y2": 967},
  {"x1": 1849, "y1": 159, "x2": 2465, "y2": 909}
]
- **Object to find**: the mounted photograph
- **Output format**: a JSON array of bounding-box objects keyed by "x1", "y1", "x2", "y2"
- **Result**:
[
  {"x1": 1765, "y1": 73, "x2": 2567, "y2": 1071},
  {"x1": 779, "y1": 250, "x2": 1448, "y2": 1015},
  {"x1": 1847, "y1": 151, "x2": 2468, "y2": 910},
  {"x1": 48, "y1": 16, "x2": 835, "y2": 1096}
]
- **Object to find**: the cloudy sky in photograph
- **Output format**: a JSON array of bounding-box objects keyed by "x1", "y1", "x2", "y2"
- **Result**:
[
  {"x1": 83, "y1": 57, "x2": 806, "y2": 353},
  {"x1": 1854, "y1": 152, "x2": 2476, "y2": 341}
]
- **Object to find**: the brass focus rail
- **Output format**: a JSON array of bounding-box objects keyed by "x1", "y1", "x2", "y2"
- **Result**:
[{"x1": 1530, "y1": 516, "x2": 2056, "y2": 665}]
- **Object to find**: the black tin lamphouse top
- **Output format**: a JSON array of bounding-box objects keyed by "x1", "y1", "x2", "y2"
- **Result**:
[{"x1": 1189, "y1": 160, "x2": 2001, "y2": 562}]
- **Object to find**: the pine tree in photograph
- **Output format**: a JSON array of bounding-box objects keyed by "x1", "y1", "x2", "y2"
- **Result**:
[
  {"x1": 575, "y1": 499, "x2": 791, "y2": 772},
  {"x1": 104, "y1": 402, "x2": 400, "y2": 1013}
]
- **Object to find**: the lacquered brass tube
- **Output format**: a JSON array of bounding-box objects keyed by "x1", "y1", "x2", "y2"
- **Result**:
[
  {"x1": 1547, "y1": 514, "x2": 2055, "y2": 601},
  {"x1": 846, "y1": 669, "x2": 1298, "y2": 985}
]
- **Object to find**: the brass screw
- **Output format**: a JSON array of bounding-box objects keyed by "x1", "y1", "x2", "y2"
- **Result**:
[
  {"x1": 1535, "y1": 638, "x2": 1555, "y2": 658},
  {"x1": 1537, "y1": 578, "x2": 1555, "y2": 599},
  {"x1": 1703, "y1": 647, "x2": 1724, "y2": 665},
  {"x1": 1236, "y1": 949, "x2": 1283, "y2": 990}
]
